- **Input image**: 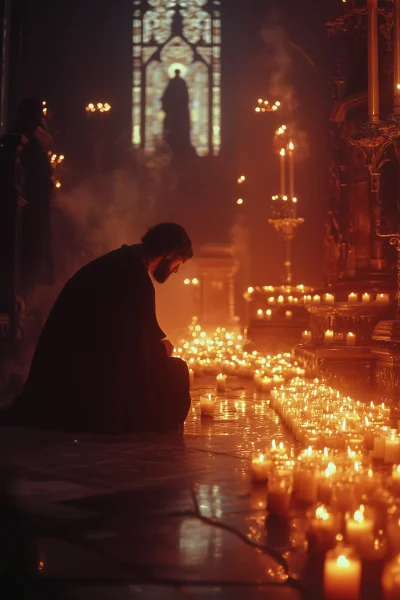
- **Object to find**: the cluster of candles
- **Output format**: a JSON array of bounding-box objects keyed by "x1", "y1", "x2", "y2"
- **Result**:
[
  {"x1": 302, "y1": 330, "x2": 357, "y2": 345},
  {"x1": 249, "y1": 378, "x2": 400, "y2": 599},
  {"x1": 303, "y1": 292, "x2": 390, "y2": 304},
  {"x1": 85, "y1": 102, "x2": 112, "y2": 113},
  {"x1": 176, "y1": 319, "x2": 305, "y2": 385},
  {"x1": 255, "y1": 98, "x2": 280, "y2": 112}
]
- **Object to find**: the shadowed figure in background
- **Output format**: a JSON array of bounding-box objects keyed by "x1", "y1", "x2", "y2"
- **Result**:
[
  {"x1": 6, "y1": 223, "x2": 193, "y2": 434},
  {"x1": 5, "y1": 98, "x2": 54, "y2": 298},
  {"x1": 161, "y1": 69, "x2": 194, "y2": 155}
]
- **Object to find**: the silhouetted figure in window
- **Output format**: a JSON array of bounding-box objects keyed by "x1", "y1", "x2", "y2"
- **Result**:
[{"x1": 161, "y1": 69, "x2": 194, "y2": 155}]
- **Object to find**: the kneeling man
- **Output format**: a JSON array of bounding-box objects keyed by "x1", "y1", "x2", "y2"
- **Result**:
[{"x1": 10, "y1": 223, "x2": 193, "y2": 433}]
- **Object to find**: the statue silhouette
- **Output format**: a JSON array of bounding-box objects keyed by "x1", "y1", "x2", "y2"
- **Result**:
[{"x1": 161, "y1": 69, "x2": 194, "y2": 155}]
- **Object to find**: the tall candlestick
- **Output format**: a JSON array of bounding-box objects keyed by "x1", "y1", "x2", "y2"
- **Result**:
[
  {"x1": 288, "y1": 141, "x2": 294, "y2": 200},
  {"x1": 367, "y1": 0, "x2": 380, "y2": 121},
  {"x1": 280, "y1": 148, "x2": 286, "y2": 196},
  {"x1": 394, "y1": 0, "x2": 400, "y2": 113}
]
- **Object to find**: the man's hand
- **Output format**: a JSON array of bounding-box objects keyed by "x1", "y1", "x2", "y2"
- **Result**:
[{"x1": 161, "y1": 339, "x2": 174, "y2": 357}]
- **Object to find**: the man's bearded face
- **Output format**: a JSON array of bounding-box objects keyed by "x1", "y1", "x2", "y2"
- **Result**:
[{"x1": 152, "y1": 256, "x2": 182, "y2": 283}]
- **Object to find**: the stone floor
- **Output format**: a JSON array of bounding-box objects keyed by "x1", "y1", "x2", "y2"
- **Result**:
[{"x1": 0, "y1": 377, "x2": 306, "y2": 599}]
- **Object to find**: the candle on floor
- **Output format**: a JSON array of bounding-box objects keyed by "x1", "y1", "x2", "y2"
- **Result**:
[
  {"x1": 251, "y1": 452, "x2": 273, "y2": 484},
  {"x1": 267, "y1": 473, "x2": 292, "y2": 517},
  {"x1": 362, "y1": 293, "x2": 371, "y2": 302},
  {"x1": 216, "y1": 373, "x2": 227, "y2": 393},
  {"x1": 277, "y1": 295, "x2": 284, "y2": 303},
  {"x1": 382, "y1": 554, "x2": 400, "y2": 600},
  {"x1": 308, "y1": 505, "x2": 339, "y2": 552},
  {"x1": 348, "y1": 292, "x2": 358, "y2": 303},
  {"x1": 200, "y1": 393, "x2": 216, "y2": 417},
  {"x1": 325, "y1": 293, "x2": 335, "y2": 304},
  {"x1": 384, "y1": 431, "x2": 400, "y2": 464},
  {"x1": 346, "y1": 332, "x2": 356, "y2": 346},
  {"x1": 324, "y1": 546, "x2": 361, "y2": 600},
  {"x1": 265, "y1": 309, "x2": 272, "y2": 320},
  {"x1": 256, "y1": 309, "x2": 264, "y2": 319},
  {"x1": 376, "y1": 293, "x2": 389, "y2": 303},
  {"x1": 302, "y1": 330, "x2": 311, "y2": 343},
  {"x1": 313, "y1": 294, "x2": 321, "y2": 303},
  {"x1": 324, "y1": 330, "x2": 334, "y2": 343},
  {"x1": 345, "y1": 506, "x2": 374, "y2": 548}
]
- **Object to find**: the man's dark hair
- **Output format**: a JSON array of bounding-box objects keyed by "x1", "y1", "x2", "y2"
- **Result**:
[{"x1": 141, "y1": 223, "x2": 193, "y2": 260}]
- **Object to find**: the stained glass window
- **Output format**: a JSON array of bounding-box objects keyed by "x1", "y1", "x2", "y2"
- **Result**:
[{"x1": 132, "y1": 0, "x2": 221, "y2": 156}]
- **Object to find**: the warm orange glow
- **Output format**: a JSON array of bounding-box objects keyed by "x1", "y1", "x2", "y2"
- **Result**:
[
  {"x1": 280, "y1": 148, "x2": 286, "y2": 156},
  {"x1": 288, "y1": 141, "x2": 294, "y2": 151},
  {"x1": 55, "y1": 180, "x2": 61, "y2": 189},
  {"x1": 184, "y1": 278, "x2": 190, "y2": 285},
  {"x1": 237, "y1": 198, "x2": 244, "y2": 205}
]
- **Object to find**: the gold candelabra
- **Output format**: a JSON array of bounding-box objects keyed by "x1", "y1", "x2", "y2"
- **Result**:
[{"x1": 268, "y1": 195, "x2": 304, "y2": 285}]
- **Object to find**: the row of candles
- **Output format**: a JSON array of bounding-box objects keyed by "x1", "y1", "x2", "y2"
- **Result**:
[
  {"x1": 248, "y1": 290, "x2": 390, "y2": 306},
  {"x1": 176, "y1": 318, "x2": 305, "y2": 382},
  {"x1": 302, "y1": 330, "x2": 357, "y2": 345},
  {"x1": 305, "y1": 292, "x2": 390, "y2": 304},
  {"x1": 248, "y1": 377, "x2": 400, "y2": 599}
]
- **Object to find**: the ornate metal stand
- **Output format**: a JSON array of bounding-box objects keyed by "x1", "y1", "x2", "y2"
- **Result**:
[{"x1": 268, "y1": 195, "x2": 304, "y2": 285}]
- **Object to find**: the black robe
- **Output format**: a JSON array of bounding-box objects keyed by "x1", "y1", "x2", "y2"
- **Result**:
[{"x1": 12, "y1": 245, "x2": 191, "y2": 433}]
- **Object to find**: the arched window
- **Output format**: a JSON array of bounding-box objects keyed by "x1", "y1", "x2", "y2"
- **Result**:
[{"x1": 132, "y1": 0, "x2": 221, "y2": 156}]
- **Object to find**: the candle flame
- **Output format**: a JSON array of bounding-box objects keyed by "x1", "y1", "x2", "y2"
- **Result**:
[
  {"x1": 288, "y1": 141, "x2": 294, "y2": 151},
  {"x1": 353, "y1": 509, "x2": 364, "y2": 523},
  {"x1": 337, "y1": 555, "x2": 350, "y2": 567},
  {"x1": 258, "y1": 453, "x2": 265, "y2": 462},
  {"x1": 280, "y1": 148, "x2": 286, "y2": 156},
  {"x1": 316, "y1": 506, "x2": 329, "y2": 521}
]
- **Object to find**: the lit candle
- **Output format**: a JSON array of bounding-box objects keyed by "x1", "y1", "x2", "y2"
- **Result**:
[
  {"x1": 257, "y1": 308, "x2": 264, "y2": 319},
  {"x1": 376, "y1": 293, "x2": 389, "y2": 303},
  {"x1": 251, "y1": 452, "x2": 273, "y2": 484},
  {"x1": 382, "y1": 554, "x2": 400, "y2": 600},
  {"x1": 392, "y1": 464, "x2": 400, "y2": 491},
  {"x1": 308, "y1": 505, "x2": 339, "y2": 552},
  {"x1": 288, "y1": 140, "x2": 295, "y2": 201},
  {"x1": 325, "y1": 293, "x2": 335, "y2": 304},
  {"x1": 216, "y1": 373, "x2": 227, "y2": 393},
  {"x1": 302, "y1": 330, "x2": 311, "y2": 343},
  {"x1": 265, "y1": 309, "x2": 272, "y2": 320},
  {"x1": 346, "y1": 506, "x2": 374, "y2": 548},
  {"x1": 285, "y1": 310, "x2": 292, "y2": 320},
  {"x1": 348, "y1": 293, "x2": 358, "y2": 303},
  {"x1": 384, "y1": 431, "x2": 400, "y2": 464},
  {"x1": 189, "y1": 368, "x2": 194, "y2": 388},
  {"x1": 200, "y1": 393, "x2": 216, "y2": 417},
  {"x1": 323, "y1": 546, "x2": 361, "y2": 600},
  {"x1": 346, "y1": 332, "x2": 356, "y2": 346},
  {"x1": 279, "y1": 148, "x2": 286, "y2": 196},
  {"x1": 325, "y1": 330, "x2": 334, "y2": 343},
  {"x1": 362, "y1": 293, "x2": 371, "y2": 302},
  {"x1": 313, "y1": 294, "x2": 321, "y2": 303},
  {"x1": 277, "y1": 295, "x2": 284, "y2": 303}
]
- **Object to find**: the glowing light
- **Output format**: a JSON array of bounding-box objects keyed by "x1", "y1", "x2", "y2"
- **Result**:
[
  {"x1": 288, "y1": 141, "x2": 294, "y2": 151},
  {"x1": 247, "y1": 287, "x2": 254, "y2": 294},
  {"x1": 192, "y1": 278, "x2": 199, "y2": 285},
  {"x1": 55, "y1": 180, "x2": 61, "y2": 189},
  {"x1": 184, "y1": 279, "x2": 190, "y2": 285},
  {"x1": 292, "y1": 197, "x2": 297, "y2": 203},
  {"x1": 237, "y1": 198, "x2": 243, "y2": 205},
  {"x1": 280, "y1": 148, "x2": 286, "y2": 156}
]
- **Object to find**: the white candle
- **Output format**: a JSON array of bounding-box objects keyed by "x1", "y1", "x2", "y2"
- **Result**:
[
  {"x1": 385, "y1": 431, "x2": 400, "y2": 464},
  {"x1": 302, "y1": 330, "x2": 311, "y2": 343},
  {"x1": 313, "y1": 294, "x2": 321, "y2": 303},
  {"x1": 256, "y1": 308, "x2": 264, "y2": 319},
  {"x1": 346, "y1": 332, "x2": 356, "y2": 346},
  {"x1": 362, "y1": 293, "x2": 371, "y2": 302},
  {"x1": 277, "y1": 295, "x2": 284, "y2": 303},
  {"x1": 382, "y1": 554, "x2": 400, "y2": 600},
  {"x1": 308, "y1": 505, "x2": 339, "y2": 551},
  {"x1": 325, "y1": 293, "x2": 335, "y2": 304},
  {"x1": 251, "y1": 452, "x2": 273, "y2": 484},
  {"x1": 348, "y1": 292, "x2": 358, "y2": 303},
  {"x1": 325, "y1": 330, "x2": 334, "y2": 343},
  {"x1": 324, "y1": 547, "x2": 361, "y2": 600},
  {"x1": 346, "y1": 507, "x2": 374, "y2": 548},
  {"x1": 376, "y1": 293, "x2": 389, "y2": 303},
  {"x1": 265, "y1": 309, "x2": 272, "y2": 320},
  {"x1": 200, "y1": 393, "x2": 216, "y2": 417},
  {"x1": 216, "y1": 373, "x2": 227, "y2": 393}
]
